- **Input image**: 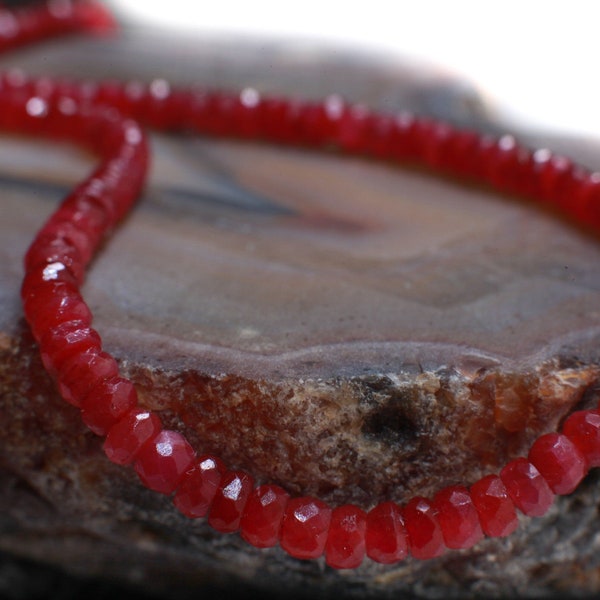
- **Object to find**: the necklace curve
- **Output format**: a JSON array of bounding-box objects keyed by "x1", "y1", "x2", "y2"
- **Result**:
[{"x1": 9, "y1": 0, "x2": 600, "y2": 570}]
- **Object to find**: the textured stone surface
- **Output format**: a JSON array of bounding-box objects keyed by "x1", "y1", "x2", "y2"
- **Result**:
[{"x1": 1, "y1": 16, "x2": 600, "y2": 600}]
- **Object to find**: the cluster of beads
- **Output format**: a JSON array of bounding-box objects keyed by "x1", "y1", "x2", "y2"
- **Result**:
[{"x1": 11, "y1": 0, "x2": 600, "y2": 569}]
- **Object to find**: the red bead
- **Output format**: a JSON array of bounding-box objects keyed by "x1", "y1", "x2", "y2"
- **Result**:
[
  {"x1": 27, "y1": 289, "x2": 91, "y2": 341},
  {"x1": 500, "y1": 458, "x2": 554, "y2": 516},
  {"x1": 208, "y1": 470, "x2": 254, "y2": 533},
  {"x1": 21, "y1": 261, "x2": 78, "y2": 302},
  {"x1": 528, "y1": 432, "x2": 586, "y2": 495},
  {"x1": 79, "y1": 376, "x2": 138, "y2": 435},
  {"x1": 365, "y1": 501, "x2": 408, "y2": 564},
  {"x1": 134, "y1": 430, "x2": 196, "y2": 495},
  {"x1": 403, "y1": 497, "x2": 445, "y2": 560},
  {"x1": 39, "y1": 322, "x2": 102, "y2": 376},
  {"x1": 25, "y1": 233, "x2": 84, "y2": 282},
  {"x1": 572, "y1": 172, "x2": 600, "y2": 229},
  {"x1": 56, "y1": 348, "x2": 119, "y2": 406},
  {"x1": 470, "y1": 475, "x2": 518, "y2": 538},
  {"x1": 336, "y1": 104, "x2": 370, "y2": 154},
  {"x1": 280, "y1": 496, "x2": 332, "y2": 560},
  {"x1": 563, "y1": 409, "x2": 600, "y2": 468},
  {"x1": 433, "y1": 486, "x2": 483, "y2": 549},
  {"x1": 388, "y1": 112, "x2": 417, "y2": 162},
  {"x1": 325, "y1": 504, "x2": 367, "y2": 569},
  {"x1": 103, "y1": 409, "x2": 162, "y2": 465},
  {"x1": 240, "y1": 484, "x2": 290, "y2": 548},
  {"x1": 173, "y1": 455, "x2": 226, "y2": 518}
]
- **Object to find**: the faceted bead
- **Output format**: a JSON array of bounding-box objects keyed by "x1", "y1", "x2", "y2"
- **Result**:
[
  {"x1": 443, "y1": 130, "x2": 479, "y2": 177},
  {"x1": 25, "y1": 234, "x2": 84, "y2": 282},
  {"x1": 414, "y1": 119, "x2": 455, "y2": 170},
  {"x1": 103, "y1": 409, "x2": 162, "y2": 465},
  {"x1": 403, "y1": 497, "x2": 445, "y2": 559},
  {"x1": 500, "y1": 458, "x2": 554, "y2": 516},
  {"x1": 27, "y1": 289, "x2": 91, "y2": 342},
  {"x1": 56, "y1": 349, "x2": 119, "y2": 406},
  {"x1": 470, "y1": 474, "x2": 518, "y2": 538},
  {"x1": 365, "y1": 501, "x2": 408, "y2": 564},
  {"x1": 134, "y1": 430, "x2": 196, "y2": 495},
  {"x1": 173, "y1": 455, "x2": 226, "y2": 518},
  {"x1": 528, "y1": 433, "x2": 586, "y2": 495},
  {"x1": 388, "y1": 112, "x2": 417, "y2": 162},
  {"x1": 433, "y1": 486, "x2": 483, "y2": 549},
  {"x1": 240, "y1": 484, "x2": 290, "y2": 548},
  {"x1": 79, "y1": 376, "x2": 138, "y2": 435},
  {"x1": 208, "y1": 470, "x2": 254, "y2": 533},
  {"x1": 366, "y1": 114, "x2": 395, "y2": 159},
  {"x1": 41, "y1": 220, "x2": 95, "y2": 265},
  {"x1": 21, "y1": 261, "x2": 78, "y2": 302},
  {"x1": 280, "y1": 496, "x2": 332, "y2": 560},
  {"x1": 572, "y1": 172, "x2": 600, "y2": 229},
  {"x1": 39, "y1": 322, "x2": 102, "y2": 376},
  {"x1": 336, "y1": 104, "x2": 370, "y2": 154},
  {"x1": 563, "y1": 409, "x2": 600, "y2": 468},
  {"x1": 325, "y1": 504, "x2": 367, "y2": 569}
]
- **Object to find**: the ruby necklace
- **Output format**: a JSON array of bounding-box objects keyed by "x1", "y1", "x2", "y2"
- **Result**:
[{"x1": 8, "y1": 0, "x2": 600, "y2": 570}]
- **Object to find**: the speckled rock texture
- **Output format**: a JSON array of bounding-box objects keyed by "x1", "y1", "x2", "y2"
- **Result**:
[{"x1": 1, "y1": 16, "x2": 600, "y2": 600}]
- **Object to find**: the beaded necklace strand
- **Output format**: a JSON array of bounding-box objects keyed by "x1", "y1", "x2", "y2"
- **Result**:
[{"x1": 8, "y1": 0, "x2": 600, "y2": 569}]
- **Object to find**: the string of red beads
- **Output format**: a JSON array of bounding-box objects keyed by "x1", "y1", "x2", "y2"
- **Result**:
[{"x1": 10, "y1": 0, "x2": 600, "y2": 570}]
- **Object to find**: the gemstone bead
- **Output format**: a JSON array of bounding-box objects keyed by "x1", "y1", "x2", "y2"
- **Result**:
[
  {"x1": 470, "y1": 474, "x2": 518, "y2": 538},
  {"x1": 240, "y1": 484, "x2": 290, "y2": 548},
  {"x1": 103, "y1": 409, "x2": 162, "y2": 465},
  {"x1": 280, "y1": 496, "x2": 332, "y2": 560},
  {"x1": 173, "y1": 455, "x2": 225, "y2": 518},
  {"x1": 528, "y1": 432, "x2": 586, "y2": 494},
  {"x1": 433, "y1": 486, "x2": 483, "y2": 549},
  {"x1": 56, "y1": 349, "x2": 119, "y2": 406},
  {"x1": 500, "y1": 458, "x2": 554, "y2": 516},
  {"x1": 365, "y1": 501, "x2": 408, "y2": 564},
  {"x1": 325, "y1": 504, "x2": 367, "y2": 569},
  {"x1": 134, "y1": 430, "x2": 196, "y2": 495},
  {"x1": 208, "y1": 470, "x2": 254, "y2": 533},
  {"x1": 563, "y1": 409, "x2": 600, "y2": 468},
  {"x1": 39, "y1": 322, "x2": 101, "y2": 376},
  {"x1": 79, "y1": 376, "x2": 138, "y2": 435},
  {"x1": 403, "y1": 497, "x2": 445, "y2": 559}
]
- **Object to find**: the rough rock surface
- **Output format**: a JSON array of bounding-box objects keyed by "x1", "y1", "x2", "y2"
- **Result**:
[{"x1": 1, "y1": 19, "x2": 600, "y2": 600}]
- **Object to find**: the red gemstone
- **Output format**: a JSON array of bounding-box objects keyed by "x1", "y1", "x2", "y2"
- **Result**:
[
  {"x1": 79, "y1": 376, "x2": 138, "y2": 435},
  {"x1": 403, "y1": 497, "x2": 445, "y2": 560},
  {"x1": 500, "y1": 458, "x2": 554, "y2": 516},
  {"x1": 365, "y1": 501, "x2": 408, "y2": 564},
  {"x1": 28, "y1": 289, "x2": 91, "y2": 341},
  {"x1": 39, "y1": 322, "x2": 102, "y2": 376},
  {"x1": 240, "y1": 484, "x2": 290, "y2": 548},
  {"x1": 325, "y1": 504, "x2": 367, "y2": 569},
  {"x1": 388, "y1": 112, "x2": 417, "y2": 162},
  {"x1": 25, "y1": 233, "x2": 84, "y2": 282},
  {"x1": 208, "y1": 470, "x2": 254, "y2": 533},
  {"x1": 280, "y1": 496, "x2": 332, "y2": 560},
  {"x1": 433, "y1": 486, "x2": 483, "y2": 549},
  {"x1": 56, "y1": 349, "x2": 119, "y2": 406},
  {"x1": 134, "y1": 430, "x2": 196, "y2": 495},
  {"x1": 528, "y1": 432, "x2": 586, "y2": 495},
  {"x1": 336, "y1": 104, "x2": 370, "y2": 154},
  {"x1": 563, "y1": 409, "x2": 600, "y2": 468},
  {"x1": 103, "y1": 409, "x2": 162, "y2": 465},
  {"x1": 173, "y1": 455, "x2": 226, "y2": 518},
  {"x1": 21, "y1": 261, "x2": 78, "y2": 303},
  {"x1": 470, "y1": 474, "x2": 518, "y2": 538}
]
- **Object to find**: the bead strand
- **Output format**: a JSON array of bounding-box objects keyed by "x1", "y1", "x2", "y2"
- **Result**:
[
  {"x1": 7, "y1": 0, "x2": 600, "y2": 570},
  {"x1": 7, "y1": 71, "x2": 600, "y2": 234}
]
